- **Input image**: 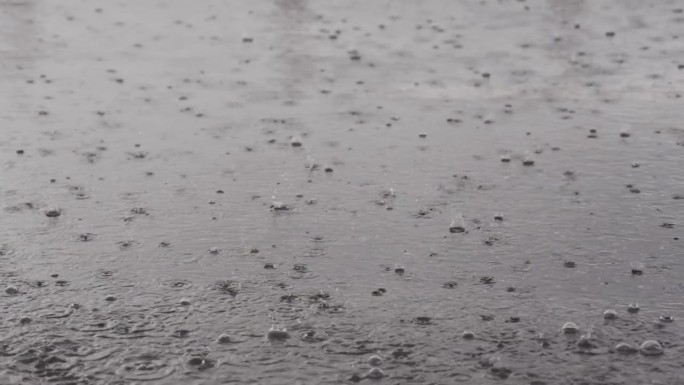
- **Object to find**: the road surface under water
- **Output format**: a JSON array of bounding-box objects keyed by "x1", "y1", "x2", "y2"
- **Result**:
[{"x1": 1, "y1": 0, "x2": 684, "y2": 383}]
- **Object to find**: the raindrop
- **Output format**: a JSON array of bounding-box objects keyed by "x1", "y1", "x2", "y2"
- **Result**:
[
  {"x1": 449, "y1": 224, "x2": 465, "y2": 233},
  {"x1": 603, "y1": 310, "x2": 617, "y2": 320},
  {"x1": 368, "y1": 355, "x2": 382, "y2": 366},
  {"x1": 448, "y1": 209, "x2": 466, "y2": 233},
  {"x1": 366, "y1": 367, "x2": 385, "y2": 379},
  {"x1": 561, "y1": 322, "x2": 579, "y2": 334},
  {"x1": 45, "y1": 208, "x2": 62, "y2": 217},
  {"x1": 615, "y1": 342, "x2": 637, "y2": 354},
  {"x1": 5, "y1": 285, "x2": 19, "y2": 295},
  {"x1": 639, "y1": 340, "x2": 664, "y2": 356},
  {"x1": 522, "y1": 154, "x2": 535, "y2": 166},
  {"x1": 217, "y1": 334, "x2": 231, "y2": 344},
  {"x1": 290, "y1": 137, "x2": 302, "y2": 147}
]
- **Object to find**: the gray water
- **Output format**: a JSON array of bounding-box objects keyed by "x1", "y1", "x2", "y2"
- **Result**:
[{"x1": 2, "y1": 0, "x2": 684, "y2": 384}]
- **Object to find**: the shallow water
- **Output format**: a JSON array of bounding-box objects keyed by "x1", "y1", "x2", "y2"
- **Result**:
[{"x1": 2, "y1": 0, "x2": 684, "y2": 383}]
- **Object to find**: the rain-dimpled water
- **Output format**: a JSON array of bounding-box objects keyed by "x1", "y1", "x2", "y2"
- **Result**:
[{"x1": 1, "y1": 0, "x2": 684, "y2": 384}]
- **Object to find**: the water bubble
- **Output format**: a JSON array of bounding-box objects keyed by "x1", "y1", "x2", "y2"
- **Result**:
[
  {"x1": 267, "y1": 326, "x2": 290, "y2": 341},
  {"x1": 659, "y1": 315, "x2": 674, "y2": 323},
  {"x1": 217, "y1": 334, "x2": 231, "y2": 344},
  {"x1": 522, "y1": 155, "x2": 535, "y2": 166},
  {"x1": 462, "y1": 330, "x2": 475, "y2": 339},
  {"x1": 105, "y1": 295, "x2": 117, "y2": 302},
  {"x1": 500, "y1": 154, "x2": 511, "y2": 163},
  {"x1": 368, "y1": 355, "x2": 382, "y2": 366},
  {"x1": 179, "y1": 298, "x2": 191, "y2": 306},
  {"x1": 627, "y1": 303, "x2": 640, "y2": 313},
  {"x1": 45, "y1": 208, "x2": 62, "y2": 217},
  {"x1": 482, "y1": 356, "x2": 501, "y2": 368},
  {"x1": 639, "y1": 340, "x2": 664, "y2": 356},
  {"x1": 366, "y1": 367, "x2": 385, "y2": 380},
  {"x1": 603, "y1": 309, "x2": 618, "y2": 320},
  {"x1": 5, "y1": 285, "x2": 18, "y2": 295},
  {"x1": 615, "y1": 342, "x2": 637, "y2": 354},
  {"x1": 561, "y1": 322, "x2": 579, "y2": 334},
  {"x1": 208, "y1": 247, "x2": 220, "y2": 254},
  {"x1": 394, "y1": 266, "x2": 405, "y2": 274},
  {"x1": 19, "y1": 316, "x2": 32, "y2": 325},
  {"x1": 290, "y1": 137, "x2": 302, "y2": 147}
]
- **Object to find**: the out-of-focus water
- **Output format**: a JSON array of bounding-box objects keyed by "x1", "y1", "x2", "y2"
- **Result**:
[{"x1": 1, "y1": 0, "x2": 684, "y2": 383}]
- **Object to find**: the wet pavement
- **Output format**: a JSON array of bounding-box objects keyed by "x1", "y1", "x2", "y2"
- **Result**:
[{"x1": 1, "y1": 0, "x2": 684, "y2": 383}]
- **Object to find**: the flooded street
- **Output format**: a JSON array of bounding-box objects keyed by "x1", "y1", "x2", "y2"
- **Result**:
[{"x1": 2, "y1": 0, "x2": 684, "y2": 383}]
